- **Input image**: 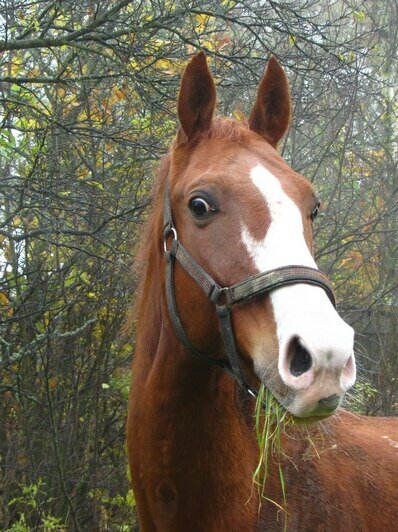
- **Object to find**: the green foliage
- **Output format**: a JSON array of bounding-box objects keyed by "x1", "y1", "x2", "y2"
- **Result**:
[
  {"x1": 6, "y1": 480, "x2": 65, "y2": 531},
  {"x1": 347, "y1": 381, "x2": 380, "y2": 415}
]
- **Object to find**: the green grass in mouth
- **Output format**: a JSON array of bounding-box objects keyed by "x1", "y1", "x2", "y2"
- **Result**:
[{"x1": 253, "y1": 385, "x2": 290, "y2": 528}]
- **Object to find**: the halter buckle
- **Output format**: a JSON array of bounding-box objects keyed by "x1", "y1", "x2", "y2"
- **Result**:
[
  {"x1": 163, "y1": 226, "x2": 177, "y2": 253},
  {"x1": 209, "y1": 286, "x2": 233, "y2": 306}
]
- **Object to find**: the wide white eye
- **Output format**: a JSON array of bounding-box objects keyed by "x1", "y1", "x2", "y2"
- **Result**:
[{"x1": 189, "y1": 197, "x2": 212, "y2": 218}]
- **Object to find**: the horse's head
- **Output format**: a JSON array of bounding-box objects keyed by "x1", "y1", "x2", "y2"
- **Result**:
[{"x1": 167, "y1": 53, "x2": 355, "y2": 420}]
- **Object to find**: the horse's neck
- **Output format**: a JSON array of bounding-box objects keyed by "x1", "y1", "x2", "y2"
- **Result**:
[
  {"x1": 136, "y1": 311, "x2": 253, "y2": 449},
  {"x1": 130, "y1": 308, "x2": 260, "y2": 529}
]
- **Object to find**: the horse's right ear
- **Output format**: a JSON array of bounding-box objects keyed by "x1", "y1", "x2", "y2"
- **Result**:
[
  {"x1": 177, "y1": 52, "x2": 216, "y2": 143},
  {"x1": 248, "y1": 57, "x2": 291, "y2": 148}
]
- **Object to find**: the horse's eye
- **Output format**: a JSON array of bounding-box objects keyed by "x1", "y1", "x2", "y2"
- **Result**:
[
  {"x1": 311, "y1": 202, "x2": 320, "y2": 221},
  {"x1": 189, "y1": 197, "x2": 213, "y2": 218}
]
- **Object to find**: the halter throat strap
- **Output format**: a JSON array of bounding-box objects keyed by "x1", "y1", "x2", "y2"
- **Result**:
[{"x1": 163, "y1": 181, "x2": 336, "y2": 394}]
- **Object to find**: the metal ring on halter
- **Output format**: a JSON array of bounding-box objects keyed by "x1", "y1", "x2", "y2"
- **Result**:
[{"x1": 163, "y1": 227, "x2": 177, "y2": 252}]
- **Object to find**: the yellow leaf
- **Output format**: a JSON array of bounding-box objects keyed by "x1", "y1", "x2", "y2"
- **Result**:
[
  {"x1": 112, "y1": 86, "x2": 126, "y2": 101},
  {"x1": 125, "y1": 490, "x2": 136, "y2": 507},
  {"x1": 11, "y1": 61, "x2": 23, "y2": 77},
  {"x1": 195, "y1": 13, "x2": 210, "y2": 33},
  {"x1": 0, "y1": 292, "x2": 9, "y2": 306}
]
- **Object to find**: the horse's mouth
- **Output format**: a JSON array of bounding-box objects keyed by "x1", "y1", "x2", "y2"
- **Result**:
[
  {"x1": 251, "y1": 358, "x2": 343, "y2": 422},
  {"x1": 264, "y1": 385, "x2": 341, "y2": 424}
]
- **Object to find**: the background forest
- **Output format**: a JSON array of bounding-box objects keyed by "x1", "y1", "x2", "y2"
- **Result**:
[{"x1": 0, "y1": 0, "x2": 397, "y2": 530}]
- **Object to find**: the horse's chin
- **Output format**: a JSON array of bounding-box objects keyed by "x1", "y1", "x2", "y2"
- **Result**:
[
  {"x1": 288, "y1": 410, "x2": 337, "y2": 426},
  {"x1": 264, "y1": 386, "x2": 339, "y2": 426},
  {"x1": 291, "y1": 415, "x2": 334, "y2": 426}
]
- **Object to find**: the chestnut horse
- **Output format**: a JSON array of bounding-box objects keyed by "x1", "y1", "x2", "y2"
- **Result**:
[{"x1": 127, "y1": 53, "x2": 398, "y2": 531}]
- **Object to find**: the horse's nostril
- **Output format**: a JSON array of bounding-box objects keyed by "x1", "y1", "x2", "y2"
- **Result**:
[{"x1": 289, "y1": 337, "x2": 313, "y2": 377}]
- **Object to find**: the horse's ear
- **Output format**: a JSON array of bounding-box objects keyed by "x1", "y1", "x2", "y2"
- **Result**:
[
  {"x1": 248, "y1": 57, "x2": 291, "y2": 148},
  {"x1": 177, "y1": 52, "x2": 216, "y2": 143}
]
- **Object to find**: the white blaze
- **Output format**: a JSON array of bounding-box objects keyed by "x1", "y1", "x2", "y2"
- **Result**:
[{"x1": 241, "y1": 164, "x2": 355, "y2": 390}]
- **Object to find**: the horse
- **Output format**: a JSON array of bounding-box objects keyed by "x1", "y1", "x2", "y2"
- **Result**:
[{"x1": 126, "y1": 52, "x2": 398, "y2": 531}]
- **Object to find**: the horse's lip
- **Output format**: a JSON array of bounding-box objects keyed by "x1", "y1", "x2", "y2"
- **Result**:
[
  {"x1": 264, "y1": 387, "x2": 338, "y2": 424},
  {"x1": 284, "y1": 402, "x2": 338, "y2": 424},
  {"x1": 290, "y1": 413, "x2": 335, "y2": 425}
]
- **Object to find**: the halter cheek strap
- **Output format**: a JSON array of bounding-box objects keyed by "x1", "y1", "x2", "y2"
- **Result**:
[{"x1": 163, "y1": 181, "x2": 336, "y2": 396}]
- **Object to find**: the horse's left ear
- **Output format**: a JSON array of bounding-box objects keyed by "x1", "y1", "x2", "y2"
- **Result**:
[
  {"x1": 177, "y1": 52, "x2": 216, "y2": 143},
  {"x1": 248, "y1": 57, "x2": 291, "y2": 148}
]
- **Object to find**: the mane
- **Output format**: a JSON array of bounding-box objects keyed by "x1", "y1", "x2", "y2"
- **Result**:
[
  {"x1": 122, "y1": 116, "x2": 248, "y2": 338},
  {"x1": 203, "y1": 115, "x2": 248, "y2": 142},
  {"x1": 122, "y1": 155, "x2": 169, "y2": 338}
]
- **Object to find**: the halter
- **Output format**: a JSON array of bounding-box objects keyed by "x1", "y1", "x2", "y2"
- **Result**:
[{"x1": 163, "y1": 181, "x2": 336, "y2": 397}]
